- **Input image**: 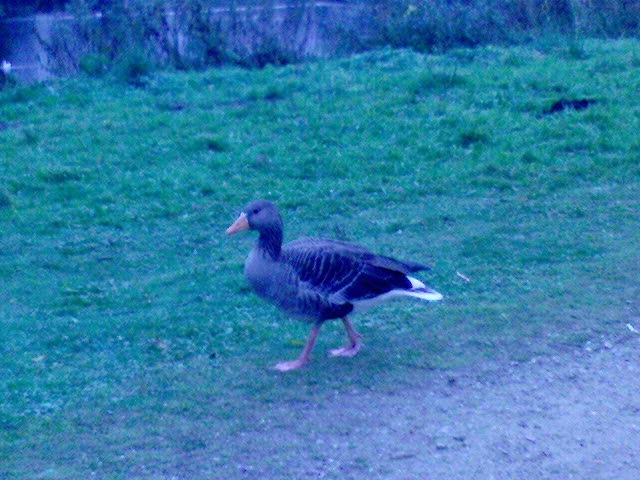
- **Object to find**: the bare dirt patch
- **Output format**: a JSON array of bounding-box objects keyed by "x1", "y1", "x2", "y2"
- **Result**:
[
  {"x1": 216, "y1": 336, "x2": 640, "y2": 479},
  {"x1": 355, "y1": 338, "x2": 640, "y2": 479}
]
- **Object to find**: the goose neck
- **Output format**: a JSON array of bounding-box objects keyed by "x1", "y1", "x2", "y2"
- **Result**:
[{"x1": 258, "y1": 228, "x2": 282, "y2": 259}]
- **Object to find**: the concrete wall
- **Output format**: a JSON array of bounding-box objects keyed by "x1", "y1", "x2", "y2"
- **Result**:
[
  {"x1": 1, "y1": 13, "x2": 65, "y2": 83},
  {"x1": 0, "y1": 2, "x2": 374, "y2": 83}
]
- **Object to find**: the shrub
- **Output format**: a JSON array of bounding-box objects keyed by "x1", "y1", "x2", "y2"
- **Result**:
[
  {"x1": 78, "y1": 53, "x2": 109, "y2": 77},
  {"x1": 35, "y1": 0, "x2": 640, "y2": 77},
  {"x1": 43, "y1": 0, "x2": 314, "y2": 74},
  {"x1": 373, "y1": 0, "x2": 640, "y2": 51},
  {"x1": 375, "y1": 0, "x2": 509, "y2": 52},
  {"x1": 115, "y1": 50, "x2": 153, "y2": 86}
]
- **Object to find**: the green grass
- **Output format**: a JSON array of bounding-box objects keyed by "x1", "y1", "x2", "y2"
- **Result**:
[{"x1": 1, "y1": 39, "x2": 640, "y2": 478}]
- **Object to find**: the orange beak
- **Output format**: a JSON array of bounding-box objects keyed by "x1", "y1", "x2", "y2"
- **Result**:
[{"x1": 226, "y1": 212, "x2": 250, "y2": 235}]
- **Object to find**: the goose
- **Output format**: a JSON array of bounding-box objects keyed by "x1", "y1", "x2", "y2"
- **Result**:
[{"x1": 226, "y1": 200, "x2": 443, "y2": 371}]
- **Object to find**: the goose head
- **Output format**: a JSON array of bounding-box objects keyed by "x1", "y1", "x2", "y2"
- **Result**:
[
  {"x1": 226, "y1": 199, "x2": 283, "y2": 236},
  {"x1": 226, "y1": 200, "x2": 284, "y2": 259}
]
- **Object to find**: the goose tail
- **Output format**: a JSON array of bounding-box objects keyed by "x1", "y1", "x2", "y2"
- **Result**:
[{"x1": 405, "y1": 276, "x2": 443, "y2": 302}]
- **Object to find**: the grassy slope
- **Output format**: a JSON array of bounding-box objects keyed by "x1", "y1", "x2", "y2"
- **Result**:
[{"x1": 1, "y1": 39, "x2": 639, "y2": 478}]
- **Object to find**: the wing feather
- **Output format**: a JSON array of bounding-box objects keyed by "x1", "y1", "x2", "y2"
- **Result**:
[{"x1": 281, "y1": 237, "x2": 423, "y2": 304}]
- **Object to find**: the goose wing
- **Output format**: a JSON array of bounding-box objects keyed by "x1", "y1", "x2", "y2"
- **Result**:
[{"x1": 281, "y1": 237, "x2": 429, "y2": 304}]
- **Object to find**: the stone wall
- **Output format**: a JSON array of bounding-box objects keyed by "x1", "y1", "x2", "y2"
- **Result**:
[{"x1": 0, "y1": 2, "x2": 374, "y2": 83}]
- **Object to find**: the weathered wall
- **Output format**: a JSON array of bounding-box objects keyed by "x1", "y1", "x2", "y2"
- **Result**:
[
  {"x1": 1, "y1": 14, "x2": 61, "y2": 82},
  {"x1": 0, "y1": 2, "x2": 374, "y2": 83}
]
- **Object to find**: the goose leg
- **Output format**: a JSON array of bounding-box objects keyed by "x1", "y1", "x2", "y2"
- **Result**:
[
  {"x1": 330, "y1": 316, "x2": 363, "y2": 357},
  {"x1": 273, "y1": 324, "x2": 321, "y2": 372}
]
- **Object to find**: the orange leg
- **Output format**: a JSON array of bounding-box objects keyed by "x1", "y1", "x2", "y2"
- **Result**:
[
  {"x1": 329, "y1": 316, "x2": 363, "y2": 358},
  {"x1": 273, "y1": 324, "x2": 321, "y2": 372}
]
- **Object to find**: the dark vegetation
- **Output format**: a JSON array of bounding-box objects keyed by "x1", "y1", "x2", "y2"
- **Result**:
[
  {"x1": 0, "y1": 0, "x2": 69, "y2": 18},
  {"x1": 544, "y1": 98, "x2": 597, "y2": 115},
  {"x1": 3, "y1": 0, "x2": 639, "y2": 81}
]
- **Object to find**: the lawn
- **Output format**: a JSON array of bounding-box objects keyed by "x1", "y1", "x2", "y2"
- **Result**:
[{"x1": 1, "y1": 39, "x2": 639, "y2": 478}]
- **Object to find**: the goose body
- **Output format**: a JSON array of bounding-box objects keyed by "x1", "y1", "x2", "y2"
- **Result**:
[{"x1": 226, "y1": 200, "x2": 442, "y2": 371}]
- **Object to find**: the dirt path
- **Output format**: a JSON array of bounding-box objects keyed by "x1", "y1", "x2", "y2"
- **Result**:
[
  {"x1": 320, "y1": 338, "x2": 640, "y2": 479},
  {"x1": 224, "y1": 336, "x2": 640, "y2": 479}
]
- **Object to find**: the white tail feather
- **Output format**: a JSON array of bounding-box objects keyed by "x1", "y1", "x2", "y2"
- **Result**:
[
  {"x1": 350, "y1": 277, "x2": 443, "y2": 313},
  {"x1": 408, "y1": 276, "x2": 427, "y2": 289},
  {"x1": 406, "y1": 276, "x2": 443, "y2": 301},
  {"x1": 402, "y1": 289, "x2": 444, "y2": 302}
]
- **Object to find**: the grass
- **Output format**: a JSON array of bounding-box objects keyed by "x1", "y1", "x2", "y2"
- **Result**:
[{"x1": 1, "y1": 39, "x2": 640, "y2": 478}]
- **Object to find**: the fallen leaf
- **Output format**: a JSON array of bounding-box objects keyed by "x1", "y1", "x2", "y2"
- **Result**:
[{"x1": 456, "y1": 271, "x2": 471, "y2": 283}]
